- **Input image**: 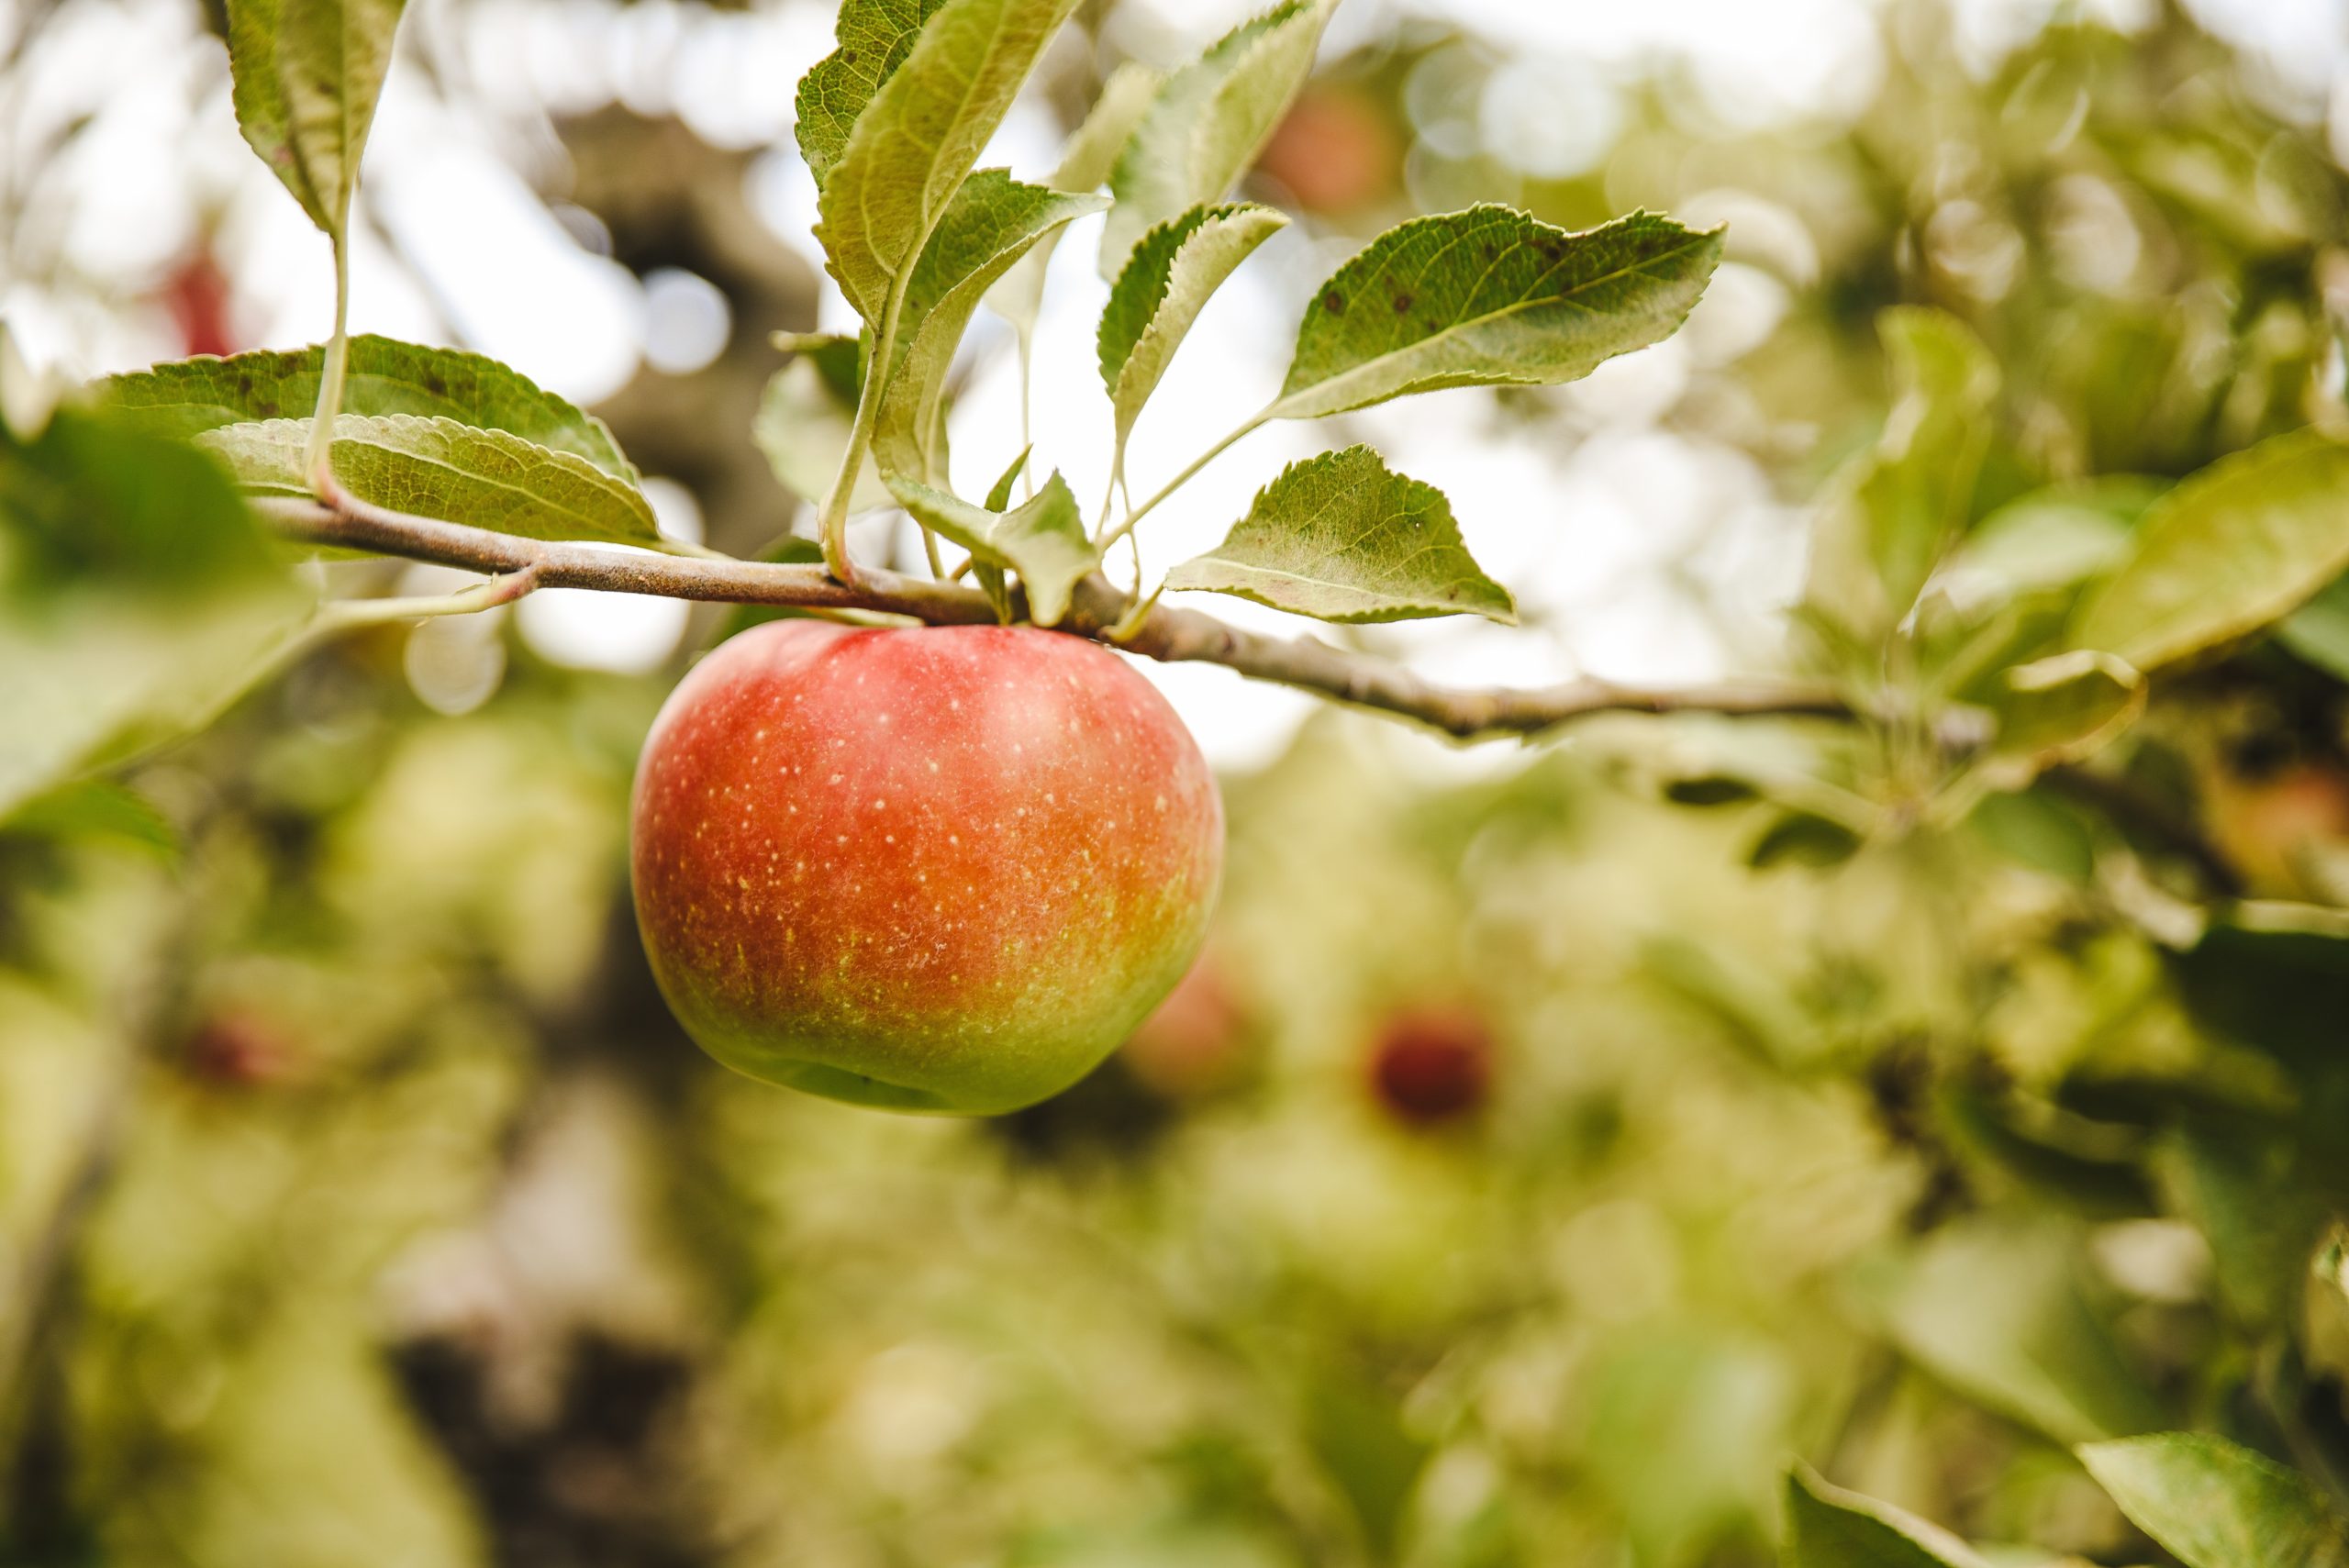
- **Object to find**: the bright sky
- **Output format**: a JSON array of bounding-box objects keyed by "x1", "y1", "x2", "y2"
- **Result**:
[{"x1": 5, "y1": 0, "x2": 2345, "y2": 767}]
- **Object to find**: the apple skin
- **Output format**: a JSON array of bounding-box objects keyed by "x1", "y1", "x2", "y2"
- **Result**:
[{"x1": 630, "y1": 619, "x2": 1223, "y2": 1115}]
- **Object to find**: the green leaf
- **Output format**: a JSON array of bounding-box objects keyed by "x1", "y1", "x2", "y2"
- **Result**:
[
  {"x1": 1576, "y1": 1322, "x2": 1793, "y2": 1568},
  {"x1": 1940, "y1": 477, "x2": 2162, "y2": 600},
  {"x1": 1748, "y1": 811, "x2": 1863, "y2": 870},
  {"x1": 197, "y1": 415, "x2": 663, "y2": 548},
  {"x1": 754, "y1": 336, "x2": 890, "y2": 512},
  {"x1": 95, "y1": 337, "x2": 635, "y2": 478},
  {"x1": 1965, "y1": 786, "x2": 2096, "y2": 885},
  {"x1": 2155, "y1": 1122, "x2": 2321, "y2": 1329},
  {"x1": 2278, "y1": 569, "x2": 2349, "y2": 681},
  {"x1": 0, "y1": 779, "x2": 179, "y2": 859},
  {"x1": 1162, "y1": 446, "x2": 1514, "y2": 624},
  {"x1": 1099, "y1": 203, "x2": 1286, "y2": 460},
  {"x1": 1780, "y1": 1465, "x2": 1993, "y2": 1568},
  {"x1": 970, "y1": 446, "x2": 1031, "y2": 620},
  {"x1": 1098, "y1": 1, "x2": 1328, "y2": 276},
  {"x1": 1, "y1": 406, "x2": 311, "y2": 815},
  {"x1": 1055, "y1": 62, "x2": 1168, "y2": 197},
  {"x1": 794, "y1": 0, "x2": 947, "y2": 191},
  {"x1": 984, "y1": 445, "x2": 1031, "y2": 511},
  {"x1": 1299, "y1": 1363, "x2": 1432, "y2": 1559},
  {"x1": 813, "y1": 0, "x2": 1083, "y2": 328},
  {"x1": 223, "y1": 0, "x2": 407, "y2": 239},
  {"x1": 2165, "y1": 902, "x2": 2349, "y2": 1067},
  {"x1": 1975, "y1": 650, "x2": 2145, "y2": 788},
  {"x1": 874, "y1": 171, "x2": 1107, "y2": 484},
  {"x1": 984, "y1": 61, "x2": 1164, "y2": 339},
  {"x1": 2072, "y1": 428, "x2": 2349, "y2": 672},
  {"x1": 1266, "y1": 206, "x2": 1722, "y2": 423},
  {"x1": 2077, "y1": 1434, "x2": 2349, "y2": 1568},
  {"x1": 883, "y1": 470, "x2": 1097, "y2": 627},
  {"x1": 1664, "y1": 776, "x2": 1764, "y2": 807},
  {"x1": 1866, "y1": 1218, "x2": 2163, "y2": 1448},
  {"x1": 1807, "y1": 308, "x2": 2000, "y2": 639}
]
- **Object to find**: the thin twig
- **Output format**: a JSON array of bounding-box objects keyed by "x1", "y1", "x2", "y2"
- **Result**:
[{"x1": 255, "y1": 493, "x2": 1849, "y2": 741}]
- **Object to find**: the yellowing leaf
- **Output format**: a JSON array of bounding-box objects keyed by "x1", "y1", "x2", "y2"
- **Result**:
[
  {"x1": 2072, "y1": 427, "x2": 2349, "y2": 672},
  {"x1": 2079, "y1": 1434, "x2": 2349, "y2": 1568},
  {"x1": 1098, "y1": 203, "x2": 1286, "y2": 462},
  {"x1": 198, "y1": 415, "x2": 664, "y2": 548},
  {"x1": 985, "y1": 61, "x2": 1165, "y2": 341},
  {"x1": 1098, "y1": 1, "x2": 1327, "y2": 275}
]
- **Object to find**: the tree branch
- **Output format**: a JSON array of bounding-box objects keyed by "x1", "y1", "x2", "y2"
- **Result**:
[{"x1": 255, "y1": 493, "x2": 1849, "y2": 741}]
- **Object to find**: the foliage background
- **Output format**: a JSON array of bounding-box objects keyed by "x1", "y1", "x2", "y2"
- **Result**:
[{"x1": 8, "y1": 0, "x2": 2349, "y2": 1563}]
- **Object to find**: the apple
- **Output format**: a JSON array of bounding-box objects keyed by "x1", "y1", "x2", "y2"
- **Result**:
[
  {"x1": 181, "y1": 1010, "x2": 301, "y2": 1088},
  {"x1": 1255, "y1": 83, "x2": 1400, "y2": 215},
  {"x1": 1121, "y1": 945, "x2": 1254, "y2": 1100},
  {"x1": 1367, "y1": 1005, "x2": 1494, "y2": 1129},
  {"x1": 2206, "y1": 761, "x2": 2349, "y2": 896},
  {"x1": 630, "y1": 620, "x2": 1223, "y2": 1114}
]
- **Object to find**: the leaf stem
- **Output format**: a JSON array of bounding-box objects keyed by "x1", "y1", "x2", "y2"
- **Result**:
[
  {"x1": 305, "y1": 232, "x2": 353, "y2": 491},
  {"x1": 1102, "y1": 408, "x2": 1268, "y2": 550},
  {"x1": 816, "y1": 277, "x2": 911, "y2": 586},
  {"x1": 1096, "y1": 460, "x2": 1123, "y2": 549},
  {"x1": 1016, "y1": 321, "x2": 1036, "y2": 501},
  {"x1": 308, "y1": 564, "x2": 543, "y2": 634}
]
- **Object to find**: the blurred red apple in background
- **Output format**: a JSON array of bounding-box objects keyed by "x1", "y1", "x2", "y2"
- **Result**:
[
  {"x1": 1121, "y1": 945, "x2": 1254, "y2": 1100},
  {"x1": 1256, "y1": 83, "x2": 1400, "y2": 215},
  {"x1": 1368, "y1": 1004, "x2": 1494, "y2": 1129}
]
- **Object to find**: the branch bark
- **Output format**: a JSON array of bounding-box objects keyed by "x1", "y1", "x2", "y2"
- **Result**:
[{"x1": 257, "y1": 493, "x2": 1849, "y2": 741}]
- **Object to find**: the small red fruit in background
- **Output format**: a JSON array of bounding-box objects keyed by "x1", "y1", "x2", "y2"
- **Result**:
[
  {"x1": 1256, "y1": 84, "x2": 1401, "y2": 216},
  {"x1": 1368, "y1": 1005, "x2": 1493, "y2": 1129},
  {"x1": 630, "y1": 621, "x2": 1223, "y2": 1115},
  {"x1": 160, "y1": 250, "x2": 238, "y2": 359},
  {"x1": 1121, "y1": 946, "x2": 1252, "y2": 1100},
  {"x1": 2208, "y1": 761, "x2": 2349, "y2": 896},
  {"x1": 182, "y1": 1012, "x2": 300, "y2": 1088}
]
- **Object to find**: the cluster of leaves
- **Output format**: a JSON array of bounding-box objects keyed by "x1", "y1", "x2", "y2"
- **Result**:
[
  {"x1": 1606, "y1": 14, "x2": 2349, "y2": 1561},
  {"x1": 766, "y1": 0, "x2": 1722, "y2": 624}
]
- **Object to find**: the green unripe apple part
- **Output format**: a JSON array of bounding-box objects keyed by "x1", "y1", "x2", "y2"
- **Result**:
[{"x1": 630, "y1": 620, "x2": 1224, "y2": 1114}]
